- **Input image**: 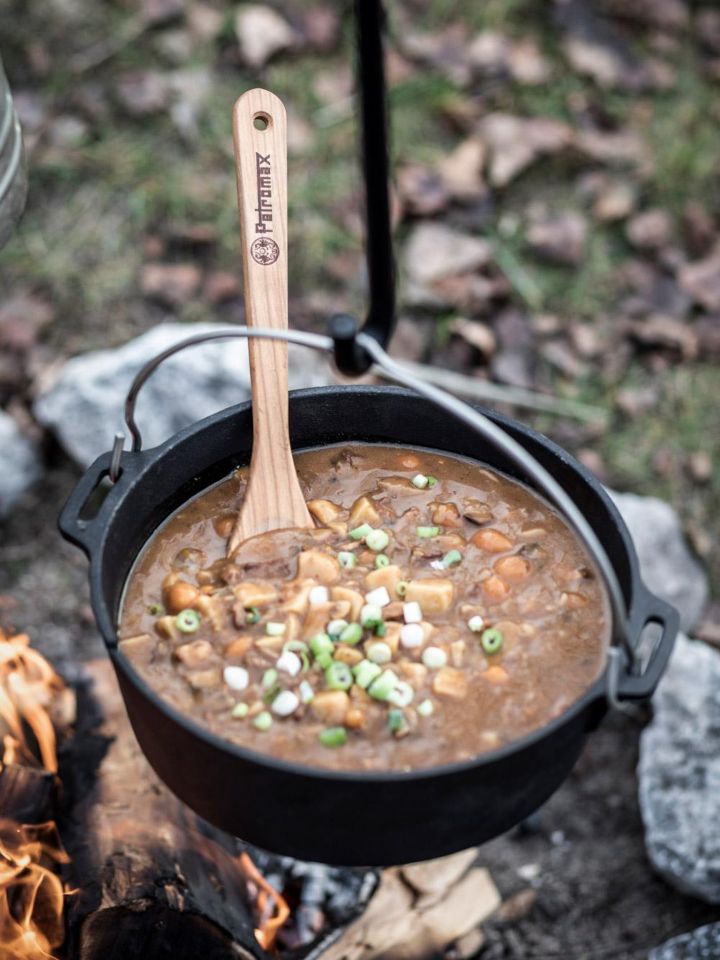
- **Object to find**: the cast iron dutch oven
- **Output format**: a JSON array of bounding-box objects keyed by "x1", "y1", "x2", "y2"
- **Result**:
[{"x1": 59, "y1": 359, "x2": 677, "y2": 866}]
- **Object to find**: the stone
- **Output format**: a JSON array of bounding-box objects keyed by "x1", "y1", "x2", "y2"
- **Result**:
[
  {"x1": 34, "y1": 323, "x2": 331, "y2": 468},
  {"x1": 639, "y1": 634, "x2": 720, "y2": 903},
  {"x1": 526, "y1": 212, "x2": 588, "y2": 265},
  {"x1": 626, "y1": 209, "x2": 674, "y2": 251},
  {"x1": 651, "y1": 923, "x2": 720, "y2": 960},
  {"x1": 610, "y1": 491, "x2": 708, "y2": 632},
  {"x1": 0, "y1": 411, "x2": 42, "y2": 517}
]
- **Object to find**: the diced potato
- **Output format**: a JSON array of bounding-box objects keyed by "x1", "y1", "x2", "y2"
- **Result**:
[
  {"x1": 463, "y1": 499, "x2": 494, "y2": 525},
  {"x1": 430, "y1": 502, "x2": 463, "y2": 528},
  {"x1": 377, "y1": 476, "x2": 415, "y2": 492},
  {"x1": 186, "y1": 667, "x2": 221, "y2": 689},
  {"x1": 420, "y1": 621, "x2": 436, "y2": 642},
  {"x1": 174, "y1": 640, "x2": 214, "y2": 668},
  {"x1": 432, "y1": 667, "x2": 468, "y2": 698},
  {"x1": 119, "y1": 634, "x2": 155, "y2": 659},
  {"x1": 331, "y1": 586, "x2": 364, "y2": 621},
  {"x1": 308, "y1": 498, "x2": 344, "y2": 525},
  {"x1": 255, "y1": 636, "x2": 285, "y2": 654},
  {"x1": 345, "y1": 706, "x2": 366, "y2": 729},
  {"x1": 450, "y1": 639, "x2": 466, "y2": 667},
  {"x1": 348, "y1": 495, "x2": 381, "y2": 528},
  {"x1": 482, "y1": 575, "x2": 509, "y2": 602},
  {"x1": 398, "y1": 660, "x2": 428, "y2": 688},
  {"x1": 296, "y1": 550, "x2": 341, "y2": 584},
  {"x1": 562, "y1": 591, "x2": 588, "y2": 609},
  {"x1": 233, "y1": 582, "x2": 278, "y2": 608},
  {"x1": 154, "y1": 616, "x2": 180, "y2": 641},
  {"x1": 405, "y1": 579, "x2": 455, "y2": 615},
  {"x1": 364, "y1": 564, "x2": 403, "y2": 595},
  {"x1": 196, "y1": 594, "x2": 227, "y2": 631},
  {"x1": 224, "y1": 635, "x2": 253, "y2": 659},
  {"x1": 165, "y1": 580, "x2": 201, "y2": 614},
  {"x1": 302, "y1": 601, "x2": 352, "y2": 638},
  {"x1": 311, "y1": 691, "x2": 350, "y2": 725},
  {"x1": 482, "y1": 665, "x2": 509, "y2": 684},
  {"x1": 471, "y1": 529, "x2": 513, "y2": 553},
  {"x1": 280, "y1": 581, "x2": 312, "y2": 616},
  {"x1": 326, "y1": 521, "x2": 348, "y2": 537},
  {"x1": 161, "y1": 572, "x2": 180, "y2": 591},
  {"x1": 333, "y1": 645, "x2": 363, "y2": 666},
  {"x1": 494, "y1": 555, "x2": 531, "y2": 582},
  {"x1": 382, "y1": 622, "x2": 401, "y2": 654}
]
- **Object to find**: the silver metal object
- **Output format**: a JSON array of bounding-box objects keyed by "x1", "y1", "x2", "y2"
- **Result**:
[
  {"x1": 117, "y1": 325, "x2": 636, "y2": 671},
  {"x1": 0, "y1": 55, "x2": 27, "y2": 249}
]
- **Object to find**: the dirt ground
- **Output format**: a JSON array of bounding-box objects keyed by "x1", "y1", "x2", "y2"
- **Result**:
[{"x1": 1, "y1": 456, "x2": 718, "y2": 960}]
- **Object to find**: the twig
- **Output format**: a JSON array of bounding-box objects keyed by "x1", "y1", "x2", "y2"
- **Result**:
[{"x1": 379, "y1": 359, "x2": 609, "y2": 424}]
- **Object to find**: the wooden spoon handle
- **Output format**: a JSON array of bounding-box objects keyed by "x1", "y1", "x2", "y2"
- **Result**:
[{"x1": 228, "y1": 89, "x2": 311, "y2": 553}]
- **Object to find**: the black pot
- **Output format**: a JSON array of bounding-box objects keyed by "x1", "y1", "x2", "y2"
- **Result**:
[{"x1": 59, "y1": 386, "x2": 676, "y2": 866}]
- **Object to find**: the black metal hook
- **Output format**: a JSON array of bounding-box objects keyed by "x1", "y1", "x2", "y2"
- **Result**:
[{"x1": 333, "y1": 0, "x2": 396, "y2": 376}]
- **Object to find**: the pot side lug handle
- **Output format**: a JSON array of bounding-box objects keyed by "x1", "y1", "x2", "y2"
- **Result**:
[
  {"x1": 615, "y1": 587, "x2": 679, "y2": 703},
  {"x1": 58, "y1": 448, "x2": 137, "y2": 559}
]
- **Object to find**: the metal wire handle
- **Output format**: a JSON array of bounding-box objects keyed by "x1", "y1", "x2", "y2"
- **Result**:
[{"x1": 115, "y1": 326, "x2": 633, "y2": 663}]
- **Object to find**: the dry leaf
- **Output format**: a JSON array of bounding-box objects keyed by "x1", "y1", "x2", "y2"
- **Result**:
[
  {"x1": 527, "y1": 212, "x2": 588, "y2": 266},
  {"x1": 235, "y1": 5, "x2": 297, "y2": 69}
]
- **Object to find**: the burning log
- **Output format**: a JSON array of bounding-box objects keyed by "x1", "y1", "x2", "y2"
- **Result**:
[
  {"x1": 64, "y1": 659, "x2": 262, "y2": 960},
  {"x1": 0, "y1": 629, "x2": 74, "y2": 960}
]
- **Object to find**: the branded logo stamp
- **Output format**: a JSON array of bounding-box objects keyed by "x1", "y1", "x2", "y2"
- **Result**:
[{"x1": 251, "y1": 151, "x2": 279, "y2": 265}]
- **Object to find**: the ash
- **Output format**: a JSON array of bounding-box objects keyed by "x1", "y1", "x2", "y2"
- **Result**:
[{"x1": 244, "y1": 845, "x2": 378, "y2": 955}]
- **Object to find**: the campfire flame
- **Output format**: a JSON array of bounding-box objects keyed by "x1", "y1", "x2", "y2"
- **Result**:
[
  {"x1": 0, "y1": 630, "x2": 72, "y2": 960},
  {"x1": 238, "y1": 852, "x2": 291, "y2": 951}
]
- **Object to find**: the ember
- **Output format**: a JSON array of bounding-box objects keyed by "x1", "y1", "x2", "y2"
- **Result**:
[{"x1": 0, "y1": 630, "x2": 74, "y2": 960}]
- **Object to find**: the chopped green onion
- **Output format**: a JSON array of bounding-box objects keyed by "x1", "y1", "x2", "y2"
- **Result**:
[
  {"x1": 388, "y1": 680, "x2": 414, "y2": 707},
  {"x1": 325, "y1": 661, "x2": 353, "y2": 691},
  {"x1": 265, "y1": 621, "x2": 286, "y2": 637},
  {"x1": 369, "y1": 669, "x2": 399, "y2": 701},
  {"x1": 411, "y1": 474, "x2": 429, "y2": 489},
  {"x1": 245, "y1": 606, "x2": 261, "y2": 624},
  {"x1": 374, "y1": 622, "x2": 387, "y2": 637},
  {"x1": 417, "y1": 698, "x2": 434, "y2": 717},
  {"x1": 422, "y1": 646, "x2": 447, "y2": 669},
  {"x1": 366, "y1": 529, "x2": 389, "y2": 552},
  {"x1": 175, "y1": 609, "x2": 201, "y2": 634},
  {"x1": 366, "y1": 641, "x2": 392, "y2": 664},
  {"x1": 353, "y1": 659, "x2": 382, "y2": 689},
  {"x1": 427, "y1": 476, "x2": 438, "y2": 488},
  {"x1": 299, "y1": 680, "x2": 315, "y2": 704},
  {"x1": 327, "y1": 618, "x2": 348, "y2": 638},
  {"x1": 337, "y1": 551, "x2": 357, "y2": 569},
  {"x1": 349, "y1": 523, "x2": 373, "y2": 541},
  {"x1": 467, "y1": 615, "x2": 485, "y2": 633},
  {"x1": 319, "y1": 726, "x2": 347, "y2": 748},
  {"x1": 481, "y1": 627, "x2": 504, "y2": 655},
  {"x1": 442, "y1": 549, "x2": 463, "y2": 567},
  {"x1": 387, "y1": 709, "x2": 406, "y2": 733},
  {"x1": 375, "y1": 554, "x2": 390, "y2": 569},
  {"x1": 339, "y1": 622, "x2": 363, "y2": 646},
  {"x1": 271, "y1": 690, "x2": 300, "y2": 716},
  {"x1": 360, "y1": 604, "x2": 383, "y2": 628},
  {"x1": 253, "y1": 711, "x2": 273, "y2": 731},
  {"x1": 149, "y1": 603, "x2": 164, "y2": 616},
  {"x1": 417, "y1": 526, "x2": 440, "y2": 539},
  {"x1": 315, "y1": 651, "x2": 333, "y2": 670},
  {"x1": 310, "y1": 633, "x2": 334, "y2": 658},
  {"x1": 231, "y1": 702, "x2": 249, "y2": 718},
  {"x1": 284, "y1": 640, "x2": 308, "y2": 654},
  {"x1": 396, "y1": 580, "x2": 409, "y2": 598},
  {"x1": 262, "y1": 668, "x2": 278, "y2": 689}
]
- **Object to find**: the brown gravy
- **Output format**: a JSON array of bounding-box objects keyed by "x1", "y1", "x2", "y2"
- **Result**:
[{"x1": 119, "y1": 444, "x2": 608, "y2": 771}]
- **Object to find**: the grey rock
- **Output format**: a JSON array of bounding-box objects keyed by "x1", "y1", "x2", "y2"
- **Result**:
[
  {"x1": 0, "y1": 411, "x2": 42, "y2": 517},
  {"x1": 639, "y1": 633, "x2": 720, "y2": 903},
  {"x1": 650, "y1": 922, "x2": 720, "y2": 959},
  {"x1": 610, "y1": 491, "x2": 708, "y2": 632},
  {"x1": 35, "y1": 323, "x2": 331, "y2": 467}
]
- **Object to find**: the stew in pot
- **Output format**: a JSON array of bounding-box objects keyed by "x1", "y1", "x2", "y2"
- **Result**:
[{"x1": 118, "y1": 444, "x2": 608, "y2": 771}]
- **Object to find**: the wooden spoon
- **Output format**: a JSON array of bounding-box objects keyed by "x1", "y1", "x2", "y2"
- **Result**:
[{"x1": 227, "y1": 89, "x2": 313, "y2": 555}]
